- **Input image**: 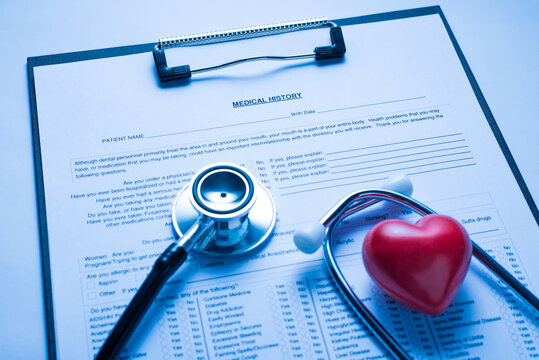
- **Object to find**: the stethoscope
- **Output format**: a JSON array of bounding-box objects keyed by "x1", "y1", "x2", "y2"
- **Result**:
[{"x1": 97, "y1": 162, "x2": 539, "y2": 360}]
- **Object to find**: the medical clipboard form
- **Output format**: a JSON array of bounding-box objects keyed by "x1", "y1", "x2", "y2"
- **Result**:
[
  {"x1": 27, "y1": 7, "x2": 539, "y2": 360},
  {"x1": 152, "y1": 18, "x2": 346, "y2": 82}
]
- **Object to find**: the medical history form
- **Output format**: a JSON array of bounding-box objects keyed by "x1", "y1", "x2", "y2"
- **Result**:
[{"x1": 28, "y1": 7, "x2": 538, "y2": 360}]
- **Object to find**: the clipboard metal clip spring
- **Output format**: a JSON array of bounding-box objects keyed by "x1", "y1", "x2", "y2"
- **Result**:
[{"x1": 153, "y1": 17, "x2": 346, "y2": 82}]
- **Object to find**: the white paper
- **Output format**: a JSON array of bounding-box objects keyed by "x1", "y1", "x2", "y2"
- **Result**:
[{"x1": 33, "y1": 14, "x2": 538, "y2": 360}]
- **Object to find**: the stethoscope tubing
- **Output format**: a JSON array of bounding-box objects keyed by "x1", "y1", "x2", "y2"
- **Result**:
[
  {"x1": 323, "y1": 189, "x2": 539, "y2": 360},
  {"x1": 95, "y1": 218, "x2": 215, "y2": 360}
]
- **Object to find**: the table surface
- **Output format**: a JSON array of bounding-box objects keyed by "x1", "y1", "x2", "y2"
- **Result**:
[{"x1": 1, "y1": 1, "x2": 537, "y2": 358}]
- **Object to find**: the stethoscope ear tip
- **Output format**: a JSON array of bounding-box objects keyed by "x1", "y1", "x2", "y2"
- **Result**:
[
  {"x1": 382, "y1": 174, "x2": 413, "y2": 197},
  {"x1": 294, "y1": 221, "x2": 326, "y2": 254}
]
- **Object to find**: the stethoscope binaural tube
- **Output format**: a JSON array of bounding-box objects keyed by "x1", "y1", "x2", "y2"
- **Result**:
[
  {"x1": 294, "y1": 176, "x2": 539, "y2": 360},
  {"x1": 95, "y1": 163, "x2": 276, "y2": 360},
  {"x1": 323, "y1": 189, "x2": 434, "y2": 360}
]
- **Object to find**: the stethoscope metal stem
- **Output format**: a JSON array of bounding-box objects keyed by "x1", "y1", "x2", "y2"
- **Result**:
[
  {"x1": 322, "y1": 189, "x2": 539, "y2": 360},
  {"x1": 177, "y1": 217, "x2": 216, "y2": 252}
]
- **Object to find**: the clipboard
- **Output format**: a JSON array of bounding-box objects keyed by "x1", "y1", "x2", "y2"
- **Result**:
[{"x1": 27, "y1": 6, "x2": 539, "y2": 359}]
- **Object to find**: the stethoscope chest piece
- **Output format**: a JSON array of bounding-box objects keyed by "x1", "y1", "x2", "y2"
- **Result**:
[{"x1": 172, "y1": 163, "x2": 276, "y2": 256}]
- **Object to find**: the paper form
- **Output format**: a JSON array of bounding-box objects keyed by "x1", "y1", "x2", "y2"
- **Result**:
[{"x1": 33, "y1": 13, "x2": 538, "y2": 360}]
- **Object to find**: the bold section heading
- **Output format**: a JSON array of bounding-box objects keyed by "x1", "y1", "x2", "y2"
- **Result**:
[{"x1": 233, "y1": 93, "x2": 302, "y2": 108}]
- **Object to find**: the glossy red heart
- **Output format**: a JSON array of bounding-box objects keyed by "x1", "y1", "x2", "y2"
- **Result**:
[{"x1": 362, "y1": 214, "x2": 472, "y2": 315}]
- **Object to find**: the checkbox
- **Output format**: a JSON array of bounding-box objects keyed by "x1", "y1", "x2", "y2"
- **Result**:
[
  {"x1": 86, "y1": 281, "x2": 96, "y2": 289},
  {"x1": 88, "y1": 292, "x2": 97, "y2": 300}
]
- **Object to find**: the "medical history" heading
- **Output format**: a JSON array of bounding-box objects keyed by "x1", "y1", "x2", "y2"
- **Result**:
[{"x1": 232, "y1": 92, "x2": 302, "y2": 108}]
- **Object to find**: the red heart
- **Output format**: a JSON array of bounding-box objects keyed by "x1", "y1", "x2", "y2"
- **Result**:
[{"x1": 362, "y1": 214, "x2": 472, "y2": 315}]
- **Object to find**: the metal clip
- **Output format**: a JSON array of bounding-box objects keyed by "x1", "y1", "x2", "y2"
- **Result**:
[{"x1": 153, "y1": 18, "x2": 346, "y2": 82}]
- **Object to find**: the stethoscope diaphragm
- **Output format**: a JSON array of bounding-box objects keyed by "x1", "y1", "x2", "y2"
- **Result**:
[{"x1": 172, "y1": 162, "x2": 276, "y2": 256}]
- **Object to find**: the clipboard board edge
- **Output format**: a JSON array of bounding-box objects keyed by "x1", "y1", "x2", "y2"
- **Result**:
[
  {"x1": 25, "y1": 7, "x2": 444, "y2": 67},
  {"x1": 26, "y1": 6, "x2": 538, "y2": 359},
  {"x1": 27, "y1": 58, "x2": 57, "y2": 360},
  {"x1": 437, "y1": 10, "x2": 539, "y2": 224}
]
